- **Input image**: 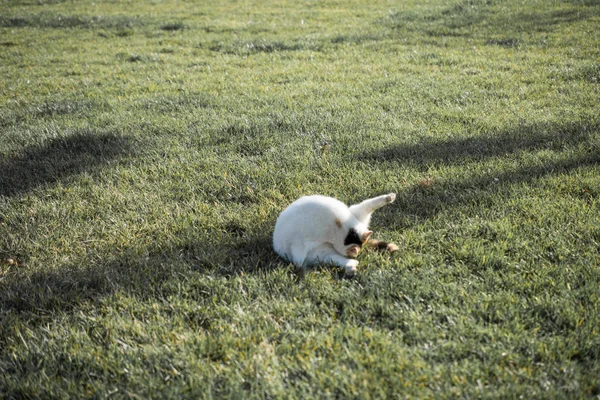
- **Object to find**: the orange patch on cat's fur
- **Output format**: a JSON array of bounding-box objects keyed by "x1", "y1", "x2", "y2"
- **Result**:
[{"x1": 335, "y1": 218, "x2": 342, "y2": 229}]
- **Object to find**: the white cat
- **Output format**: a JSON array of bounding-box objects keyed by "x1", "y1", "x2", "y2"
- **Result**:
[{"x1": 273, "y1": 193, "x2": 398, "y2": 275}]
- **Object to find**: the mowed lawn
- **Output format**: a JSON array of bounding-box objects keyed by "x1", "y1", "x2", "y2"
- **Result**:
[{"x1": 1, "y1": 0, "x2": 599, "y2": 398}]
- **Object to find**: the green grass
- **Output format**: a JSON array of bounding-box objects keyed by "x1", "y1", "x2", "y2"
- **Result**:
[{"x1": 1, "y1": 0, "x2": 599, "y2": 398}]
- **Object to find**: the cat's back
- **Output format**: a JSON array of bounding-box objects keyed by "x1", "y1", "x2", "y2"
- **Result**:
[
  {"x1": 273, "y1": 195, "x2": 349, "y2": 251},
  {"x1": 277, "y1": 195, "x2": 347, "y2": 224}
]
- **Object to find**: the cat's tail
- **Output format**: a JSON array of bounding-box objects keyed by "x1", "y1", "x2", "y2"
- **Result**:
[{"x1": 366, "y1": 239, "x2": 399, "y2": 253}]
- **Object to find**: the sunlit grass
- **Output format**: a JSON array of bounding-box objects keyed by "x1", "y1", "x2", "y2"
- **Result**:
[{"x1": 1, "y1": 0, "x2": 599, "y2": 398}]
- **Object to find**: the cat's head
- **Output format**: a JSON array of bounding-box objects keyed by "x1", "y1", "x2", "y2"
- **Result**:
[{"x1": 342, "y1": 227, "x2": 372, "y2": 258}]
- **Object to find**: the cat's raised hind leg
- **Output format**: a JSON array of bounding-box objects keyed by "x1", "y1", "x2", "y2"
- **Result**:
[{"x1": 349, "y1": 193, "x2": 396, "y2": 225}]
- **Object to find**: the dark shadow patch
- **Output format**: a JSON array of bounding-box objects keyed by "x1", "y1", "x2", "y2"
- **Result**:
[
  {"x1": 486, "y1": 38, "x2": 519, "y2": 48},
  {"x1": 384, "y1": 0, "x2": 600, "y2": 43},
  {"x1": 200, "y1": 25, "x2": 237, "y2": 34},
  {"x1": 358, "y1": 119, "x2": 598, "y2": 220},
  {"x1": 563, "y1": 0, "x2": 600, "y2": 4},
  {"x1": 330, "y1": 33, "x2": 382, "y2": 46},
  {"x1": 184, "y1": 239, "x2": 280, "y2": 277},
  {"x1": 384, "y1": 1, "x2": 493, "y2": 38},
  {"x1": 223, "y1": 221, "x2": 248, "y2": 238},
  {"x1": 126, "y1": 54, "x2": 144, "y2": 62},
  {"x1": 396, "y1": 151, "x2": 598, "y2": 220},
  {"x1": 160, "y1": 22, "x2": 185, "y2": 31},
  {"x1": 115, "y1": 29, "x2": 134, "y2": 37},
  {"x1": 0, "y1": 249, "x2": 193, "y2": 317},
  {"x1": 0, "y1": 131, "x2": 133, "y2": 197},
  {"x1": 203, "y1": 119, "x2": 292, "y2": 158},
  {"x1": 557, "y1": 63, "x2": 600, "y2": 84},
  {"x1": 207, "y1": 38, "x2": 322, "y2": 55},
  {"x1": 0, "y1": 265, "x2": 116, "y2": 315},
  {"x1": 115, "y1": 53, "x2": 160, "y2": 63},
  {"x1": 16, "y1": 0, "x2": 70, "y2": 4},
  {"x1": 229, "y1": 236, "x2": 280, "y2": 272},
  {"x1": 0, "y1": 13, "x2": 141, "y2": 29},
  {"x1": 213, "y1": 189, "x2": 259, "y2": 205},
  {"x1": 182, "y1": 220, "x2": 280, "y2": 276},
  {"x1": 358, "y1": 120, "x2": 597, "y2": 168}
]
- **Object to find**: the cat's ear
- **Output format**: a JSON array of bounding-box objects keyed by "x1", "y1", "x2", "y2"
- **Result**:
[{"x1": 362, "y1": 230, "x2": 373, "y2": 242}]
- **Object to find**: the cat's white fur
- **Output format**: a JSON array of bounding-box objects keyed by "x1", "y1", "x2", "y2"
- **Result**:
[{"x1": 273, "y1": 193, "x2": 396, "y2": 275}]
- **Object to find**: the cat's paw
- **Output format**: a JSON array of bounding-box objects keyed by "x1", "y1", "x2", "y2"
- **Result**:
[
  {"x1": 344, "y1": 259, "x2": 359, "y2": 276},
  {"x1": 386, "y1": 193, "x2": 396, "y2": 203}
]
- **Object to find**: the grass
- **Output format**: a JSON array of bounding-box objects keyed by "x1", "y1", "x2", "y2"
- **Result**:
[{"x1": 0, "y1": 0, "x2": 599, "y2": 398}]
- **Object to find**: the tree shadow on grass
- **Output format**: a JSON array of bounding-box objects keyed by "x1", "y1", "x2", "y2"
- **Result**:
[
  {"x1": 392, "y1": 151, "x2": 599, "y2": 221},
  {"x1": 0, "y1": 131, "x2": 138, "y2": 317},
  {"x1": 359, "y1": 119, "x2": 599, "y2": 221},
  {"x1": 0, "y1": 262, "x2": 121, "y2": 317},
  {"x1": 0, "y1": 217, "x2": 282, "y2": 316},
  {"x1": 0, "y1": 131, "x2": 133, "y2": 197},
  {"x1": 358, "y1": 120, "x2": 596, "y2": 168},
  {"x1": 186, "y1": 235, "x2": 281, "y2": 276},
  {"x1": 1, "y1": 121, "x2": 597, "y2": 318},
  {"x1": 386, "y1": 0, "x2": 600, "y2": 41}
]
